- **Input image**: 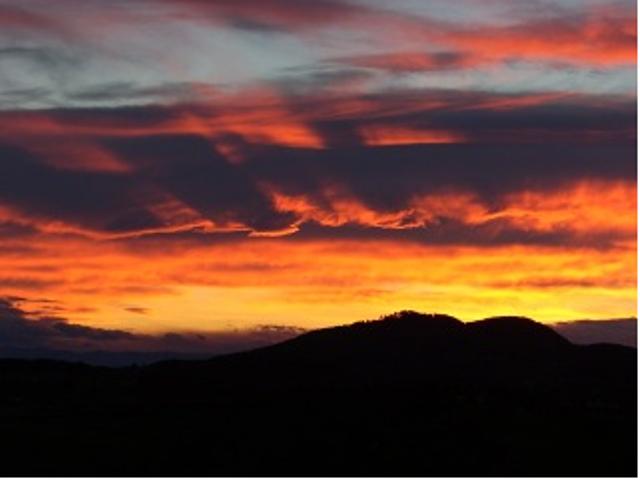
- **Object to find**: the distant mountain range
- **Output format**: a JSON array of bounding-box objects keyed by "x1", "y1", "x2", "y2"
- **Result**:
[
  {"x1": 553, "y1": 317, "x2": 636, "y2": 347},
  {"x1": 0, "y1": 311, "x2": 636, "y2": 476}
]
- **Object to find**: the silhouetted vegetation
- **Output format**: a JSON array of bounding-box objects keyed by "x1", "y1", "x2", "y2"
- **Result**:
[{"x1": 0, "y1": 312, "x2": 636, "y2": 476}]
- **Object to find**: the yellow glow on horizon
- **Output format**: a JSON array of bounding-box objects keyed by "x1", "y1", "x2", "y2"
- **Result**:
[{"x1": 3, "y1": 236, "x2": 635, "y2": 334}]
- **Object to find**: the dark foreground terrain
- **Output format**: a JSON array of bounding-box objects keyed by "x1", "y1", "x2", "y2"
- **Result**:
[{"x1": 0, "y1": 312, "x2": 636, "y2": 476}]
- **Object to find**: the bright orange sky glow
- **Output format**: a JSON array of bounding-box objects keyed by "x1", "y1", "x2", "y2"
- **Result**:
[
  {"x1": 0, "y1": 0, "x2": 635, "y2": 352},
  {"x1": 1, "y1": 177, "x2": 636, "y2": 334}
]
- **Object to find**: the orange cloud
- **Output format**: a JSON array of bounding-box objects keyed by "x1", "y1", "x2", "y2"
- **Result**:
[
  {"x1": 447, "y1": 11, "x2": 636, "y2": 68},
  {"x1": 0, "y1": 88, "x2": 326, "y2": 152},
  {"x1": 360, "y1": 126, "x2": 465, "y2": 146},
  {"x1": 325, "y1": 3, "x2": 636, "y2": 71},
  {"x1": 493, "y1": 180, "x2": 637, "y2": 238},
  {"x1": 269, "y1": 187, "x2": 488, "y2": 230},
  {"x1": 266, "y1": 180, "x2": 636, "y2": 242},
  {"x1": 0, "y1": 232, "x2": 634, "y2": 333},
  {"x1": 0, "y1": 173, "x2": 634, "y2": 332},
  {"x1": 0, "y1": 87, "x2": 631, "y2": 158},
  {"x1": 0, "y1": 87, "x2": 633, "y2": 243}
]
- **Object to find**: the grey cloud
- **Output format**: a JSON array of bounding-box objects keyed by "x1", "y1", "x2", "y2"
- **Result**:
[
  {"x1": 0, "y1": 143, "x2": 164, "y2": 234},
  {"x1": 290, "y1": 220, "x2": 632, "y2": 249},
  {"x1": 64, "y1": 81, "x2": 210, "y2": 106},
  {"x1": 244, "y1": 142, "x2": 635, "y2": 212},
  {"x1": 105, "y1": 134, "x2": 298, "y2": 233},
  {"x1": 0, "y1": 296, "x2": 306, "y2": 363}
]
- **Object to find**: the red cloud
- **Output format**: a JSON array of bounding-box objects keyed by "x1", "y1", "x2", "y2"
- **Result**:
[
  {"x1": 447, "y1": 10, "x2": 636, "y2": 68},
  {"x1": 166, "y1": 0, "x2": 636, "y2": 69}
]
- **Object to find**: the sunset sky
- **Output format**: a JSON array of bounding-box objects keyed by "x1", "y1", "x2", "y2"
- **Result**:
[{"x1": 0, "y1": 0, "x2": 636, "y2": 353}]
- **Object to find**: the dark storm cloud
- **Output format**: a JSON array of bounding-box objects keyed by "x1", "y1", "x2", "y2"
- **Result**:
[
  {"x1": 105, "y1": 134, "x2": 297, "y2": 232},
  {"x1": 0, "y1": 143, "x2": 163, "y2": 234},
  {"x1": 29, "y1": 104, "x2": 183, "y2": 129},
  {"x1": 419, "y1": 101, "x2": 635, "y2": 143},
  {"x1": 13, "y1": 88, "x2": 635, "y2": 144},
  {"x1": 0, "y1": 221, "x2": 39, "y2": 238},
  {"x1": 293, "y1": 90, "x2": 637, "y2": 145},
  {"x1": 290, "y1": 220, "x2": 629, "y2": 250},
  {"x1": 244, "y1": 142, "x2": 635, "y2": 211},
  {"x1": 0, "y1": 87, "x2": 634, "y2": 244}
]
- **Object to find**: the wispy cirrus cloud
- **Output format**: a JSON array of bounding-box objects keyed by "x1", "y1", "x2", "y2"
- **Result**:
[{"x1": 0, "y1": 0, "x2": 634, "y2": 111}]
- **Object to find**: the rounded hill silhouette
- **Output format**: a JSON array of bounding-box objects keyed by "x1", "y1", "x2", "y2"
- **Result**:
[
  {"x1": 0, "y1": 310, "x2": 635, "y2": 476},
  {"x1": 466, "y1": 315, "x2": 571, "y2": 350},
  {"x1": 256, "y1": 311, "x2": 571, "y2": 365}
]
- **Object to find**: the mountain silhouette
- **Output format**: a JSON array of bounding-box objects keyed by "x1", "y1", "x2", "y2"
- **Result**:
[{"x1": 0, "y1": 311, "x2": 636, "y2": 476}]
